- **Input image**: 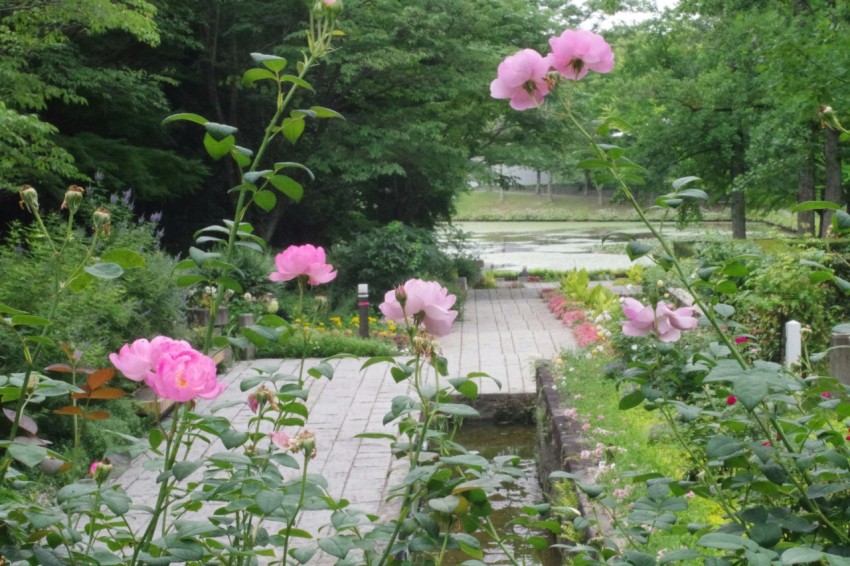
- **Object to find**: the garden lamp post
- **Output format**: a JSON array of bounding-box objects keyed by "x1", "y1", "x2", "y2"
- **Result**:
[{"x1": 358, "y1": 283, "x2": 369, "y2": 338}]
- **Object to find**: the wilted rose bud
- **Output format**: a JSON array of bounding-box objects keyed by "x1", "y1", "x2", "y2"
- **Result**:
[
  {"x1": 61, "y1": 185, "x2": 85, "y2": 214},
  {"x1": 412, "y1": 332, "x2": 437, "y2": 359},
  {"x1": 18, "y1": 185, "x2": 39, "y2": 213},
  {"x1": 93, "y1": 207, "x2": 112, "y2": 236},
  {"x1": 293, "y1": 431, "x2": 317, "y2": 458}
]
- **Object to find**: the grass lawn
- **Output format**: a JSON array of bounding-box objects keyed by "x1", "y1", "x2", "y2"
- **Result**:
[{"x1": 453, "y1": 190, "x2": 733, "y2": 222}]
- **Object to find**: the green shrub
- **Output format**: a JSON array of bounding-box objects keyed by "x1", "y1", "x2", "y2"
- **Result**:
[
  {"x1": 257, "y1": 331, "x2": 399, "y2": 358},
  {"x1": 330, "y1": 221, "x2": 455, "y2": 305}
]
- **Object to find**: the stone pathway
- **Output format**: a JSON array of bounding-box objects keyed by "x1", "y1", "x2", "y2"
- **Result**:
[{"x1": 114, "y1": 283, "x2": 576, "y2": 562}]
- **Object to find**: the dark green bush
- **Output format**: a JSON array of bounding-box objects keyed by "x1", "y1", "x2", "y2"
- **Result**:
[{"x1": 330, "y1": 221, "x2": 454, "y2": 305}]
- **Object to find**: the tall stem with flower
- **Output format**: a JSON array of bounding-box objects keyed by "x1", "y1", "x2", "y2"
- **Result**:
[{"x1": 493, "y1": 27, "x2": 850, "y2": 560}]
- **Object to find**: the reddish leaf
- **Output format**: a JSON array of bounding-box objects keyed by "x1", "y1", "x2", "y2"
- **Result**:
[
  {"x1": 3, "y1": 408, "x2": 37, "y2": 435},
  {"x1": 53, "y1": 406, "x2": 85, "y2": 416},
  {"x1": 87, "y1": 387, "x2": 125, "y2": 400},
  {"x1": 86, "y1": 368, "x2": 115, "y2": 390},
  {"x1": 78, "y1": 367, "x2": 97, "y2": 375},
  {"x1": 83, "y1": 411, "x2": 110, "y2": 421},
  {"x1": 71, "y1": 392, "x2": 90, "y2": 400},
  {"x1": 44, "y1": 363, "x2": 74, "y2": 373}
]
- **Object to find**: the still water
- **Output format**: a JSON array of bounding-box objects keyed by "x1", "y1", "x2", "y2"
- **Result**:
[{"x1": 449, "y1": 220, "x2": 779, "y2": 273}]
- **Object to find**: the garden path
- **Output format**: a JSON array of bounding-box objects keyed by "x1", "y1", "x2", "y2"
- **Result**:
[{"x1": 114, "y1": 283, "x2": 575, "y2": 563}]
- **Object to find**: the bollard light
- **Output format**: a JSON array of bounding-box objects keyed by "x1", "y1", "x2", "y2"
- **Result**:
[
  {"x1": 785, "y1": 320, "x2": 801, "y2": 369},
  {"x1": 358, "y1": 284, "x2": 369, "y2": 338}
]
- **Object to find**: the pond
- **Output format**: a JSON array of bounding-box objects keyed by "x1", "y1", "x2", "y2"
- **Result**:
[
  {"x1": 449, "y1": 220, "x2": 782, "y2": 273},
  {"x1": 447, "y1": 421, "x2": 560, "y2": 566}
]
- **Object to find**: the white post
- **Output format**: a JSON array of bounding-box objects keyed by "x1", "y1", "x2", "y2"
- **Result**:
[{"x1": 785, "y1": 320, "x2": 802, "y2": 369}]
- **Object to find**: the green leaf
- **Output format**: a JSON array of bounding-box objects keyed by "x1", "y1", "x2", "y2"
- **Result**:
[
  {"x1": 705, "y1": 436, "x2": 744, "y2": 461},
  {"x1": 204, "y1": 133, "x2": 236, "y2": 160},
  {"x1": 660, "y1": 550, "x2": 703, "y2": 563},
  {"x1": 713, "y1": 303, "x2": 735, "y2": 318},
  {"x1": 749, "y1": 523, "x2": 782, "y2": 548},
  {"x1": 715, "y1": 279, "x2": 738, "y2": 295},
  {"x1": 204, "y1": 122, "x2": 238, "y2": 140},
  {"x1": 101, "y1": 489, "x2": 131, "y2": 515},
  {"x1": 671, "y1": 176, "x2": 701, "y2": 190},
  {"x1": 162, "y1": 112, "x2": 208, "y2": 126},
  {"x1": 318, "y1": 536, "x2": 354, "y2": 559},
  {"x1": 57, "y1": 481, "x2": 98, "y2": 502},
  {"x1": 9, "y1": 443, "x2": 47, "y2": 467},
  {"x1": 626, "y1": 241, "x2": 652, "y2": 261},
  {"x1": 791, "y1": 200, "x2": 842, "y2": 212},
  {"x1": 697, "y1": 532, "x2": 756, "y2": 551},
  {"x1": 10, "y1": 314, "x2": 51, "y2": 326},
  {"x1": 148, "y1": 428, "x2": 164, "y2": 451},
  {"x1": 428, "y1": 495, "x2": 460, "y2": 514},
  {"x1": 280, "y1": 75, "x2": 313, "y2": 90},
  {"x1": 282, "y1": 117, "x2": 305, "y2": 144},
  {"x1": 434, "y1": 403, "x2": 479, "y2": 417},
  {"x1": 0, "y1": 303, "x2": 27, "y2": 315},
  {"x1": 101, "y1": 249, "x2": 145, "y2": 269},
  {"x1": 619, "y1": 388, "x2": 645, "y2": 410},
  {"x1": 242, "y1": 68, "x2": 277, "y2": 85},
  {"x1": 781, "y1": 547, "x2": 825, "y2": 564},
  {"x1": 733, "y1": 378, "x2": 767, "y2": 410},
  {"x1": 290, "y1": 547, "x2": 317, "y2": 564},
  {"x1": 834, "y1": 210, "x2": 850, "y2": 233},
  {"x1": 677, "y1": 188, "x2": 709, "y2": 200},
  {"x1": 269, "y1": 175, "x2": 304, "y2": 202},
  {"x1": 221, "y1": 429, "x2": 248, "y2": 449},
  {"x1": 214, "y1": 276, "x2": 243, "y2": 293},
  {"x1": 84, "y1": 262, "x2": 123, "y2": 280},
  {"x1": 274, "y1": 161, "x2": 315, "y2": 180},
  {"x1": 805, "y1": 482, "x2": 850, "y2": 499},
  {"x1": 90, "y1": 550, "x2": 123, "y2": 565},
  {"x1": 251, "y1": 52, "x2": 287, "y2": 72},
  {"x1": 309, "y1": 106, "x2": 343, "y2": 119},
  {"x1": 175, "y1": 274, "x2": 207, "y2": 287},
  {"x1": 254, "y1": 190, "x2": 277, "y2": 212},
  {"x1": 256, "y1": 489, "x2": 284, "y2": 514},
  {"x1": 172, "y1": 459, "x2": 204, "y2": 481},
  {"x1": 175, "y1": 519, "x2": 225, "y2": 538}
]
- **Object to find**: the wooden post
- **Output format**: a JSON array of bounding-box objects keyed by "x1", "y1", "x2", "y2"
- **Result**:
[{"x1": 238, "y1": 313, "x2": 255, "y2": 360}]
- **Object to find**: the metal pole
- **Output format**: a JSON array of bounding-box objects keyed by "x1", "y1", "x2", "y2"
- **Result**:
[{"x1": 358, "y1": 283, "x2": 369, "y2": 338}]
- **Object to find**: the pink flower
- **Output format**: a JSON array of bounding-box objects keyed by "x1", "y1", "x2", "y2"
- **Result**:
[
  {"x1": 111, "y1": 337, "x2": 224, "y2": 403},
  {"x1": 248, "y1": 394, "x2": 259, "y2": 413},
  {"x1": 379, "y1": 279, "x2": 458, "y2": 336},
  {"x1": 148, "y1": 342, "x2": 224, "y2": 402},
  {"x1": 734, "y1": 336, "x2": 749, "y2": 344},
  {"x1": 621, "y1": 298, "x2": 654, "y2": 337},
  {"x1": 726, "y1": 395, "x2": 737, "y2": 406},
  {"x1": 548, "y1": 29, "x2": 615, "y2": 80},
  {"x1": 270, "y1": 431, "x2": 294, "y2": 450},
  {"x1": 490, "y1": 49, "x2": 553, "y2": 111},
  {"x1": 655, "y1": 302, "x2": 699, "y2": 343},
  {"x1": 822, "y1": 392, "x2": 833, "y2": 399},
  {"x1": 89, "y1": 461, "x2": 100, "y2": 475},
  {"x1": 684, "y1": 491, "x2": 696, "y2": 499},
  {"x1": 269, "y1": 244, "x2": 337, "y2": 286},
  {"x1": 109, "y1": 336, "x2": 192, "y2": 382}
]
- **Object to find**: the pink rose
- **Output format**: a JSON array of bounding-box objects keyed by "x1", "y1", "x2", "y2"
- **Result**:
[
  {"x1": 111, "y1": 337, "x2": 223, "y2": 403},
  {"x1": 548, "y1": 29, "x2": 615, "y2": 81},
  {"x1": 621, "y1": 298, "x2": 654, "y2": 337},
  {"x1": 269, "y1": 244, "x2": 337, "y2": 286},
  {"x1": 490, "y1": 49, "x2": 553, "y2": 111},
  {"x1": 654, "y1": 302, "x2": 699, "y2": 343},
  {"x1": 271, "y1": 431, "x2": 294, "y2": 450},
  {"x1": 379, "y1": 279, "x2": 458, "y2": 336},
  {"x1": 89, "y1": 461, "x2": 100, "y2": 475}
]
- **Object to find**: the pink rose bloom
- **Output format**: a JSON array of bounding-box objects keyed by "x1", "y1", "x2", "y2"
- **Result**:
[
  {"x1": 490, "y1": 48, "x2": 553, "y2": 111},
  {"x1": 146, "y1": 341, "x2": 224, "y2": 402},
  {"x1": 621, "y1": 298, "x2": 654, "y2": 337},
  {"x1": 270, "y1": 431, "x2": 293, "y2": 450},
  {"x1": 655, "y1": 302, "x2": 698, "y2": 343},
  {"x1": 109, "y1": 336, "x2": 193, "y2": 382},
  {"x1": 89, "y1": 461, "x2": 100, "y2": 475},
  {"x1": 548, "y1": 29, "x2": 615, "y2": 80},
  {"x1": 269, "y1": 244, "x2": 337, "y2": 286},
  {"x1": 379, "y1": 279, "x2": 458, "y2": 336}
]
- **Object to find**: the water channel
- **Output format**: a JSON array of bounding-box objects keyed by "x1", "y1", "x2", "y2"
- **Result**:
[
  {"x1": 449, "y1": 221, "x2": 781, "y2": 273},
  {"x1": 448, "y1": 421, "x2": 559, "y2": 566}
]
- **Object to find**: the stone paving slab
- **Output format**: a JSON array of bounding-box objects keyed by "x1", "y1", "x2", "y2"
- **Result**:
[{"x1": 113, "y1": 283, "x2": 575, "y2": 563}]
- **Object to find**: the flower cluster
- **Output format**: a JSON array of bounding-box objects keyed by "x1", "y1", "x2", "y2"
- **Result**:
[
  {"x1": 379, "y1": 279, "x2": 458, "y2": 337},
  {"x1": 621, "y1": 298, "x2": 699, "y2": 343},
  {"x1": 269, "y1": 244, "x2": 337, "y2": 286},
  {"x1": 109, "y1": 336, "x2": 224, "y2": 402},
  {"x1": 490, "y1": 29, "x2": 614, "y2": 110}
]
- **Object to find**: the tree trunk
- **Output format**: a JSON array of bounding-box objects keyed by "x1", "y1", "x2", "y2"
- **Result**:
[
  {"x1": 730, "y1": 132, "x2": 747, "y2": 239},
  {"x1": 583, "y1": 170, "x2": 590, "y2": 197},
  {"x1": 797, "y1": 125, "x2": 817, "y2": 236},
  {"x1": 536, "y1": 170, "x2": 541, "y2": 195},
  {"x1": 822, "y1": 126, "x2": 842, "y2": 237},
  {"x1": 547, "y1": 172, "x2": 553, "y2": 203}
]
